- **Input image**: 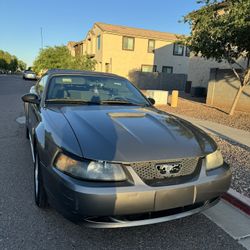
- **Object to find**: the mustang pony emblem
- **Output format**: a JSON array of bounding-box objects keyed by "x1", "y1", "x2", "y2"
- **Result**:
[{"x1": 155, "y1": 163, "x2": 182, "y2": 175}]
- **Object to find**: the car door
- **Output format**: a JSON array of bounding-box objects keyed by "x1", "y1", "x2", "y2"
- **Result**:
[{"x1": 28, "y1": 75, "x2": 48, "y2": 140}]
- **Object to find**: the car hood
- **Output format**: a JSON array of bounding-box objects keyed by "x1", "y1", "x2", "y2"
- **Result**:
[{"x1": 56, "y1": 105, "x2": 216, "y2": 162}]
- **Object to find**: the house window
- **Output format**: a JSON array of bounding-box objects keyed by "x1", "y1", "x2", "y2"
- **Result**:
[
  {"x1": 148, "y1": 39, "x2": 155, "y2": 53},
  {"x1": 122, "y1": 36, "x2": 135, "y2": 51},
  {"x1": 141, "y1": 65, "x2": 157, "y2": 72},
  {"x1": 173, "y1": 43, "x2": 184, "y2": 56},
  {"x1": 97, "y1": 35, "x2": 101, "y2": 50},
  {"x1": 185, "y1": 46, "x2": 190, "y2": 57},
  {"x1": 162, "y1": 66, "x2": 173, "y2": 74}
]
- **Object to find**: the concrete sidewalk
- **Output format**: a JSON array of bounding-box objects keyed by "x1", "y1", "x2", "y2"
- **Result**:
[
  {"x1": 174, "y1": 114, "x2": 250, "y2": 147},
  {"x1": 204, "y1": 199, "x2": 250, "y2": 249}
]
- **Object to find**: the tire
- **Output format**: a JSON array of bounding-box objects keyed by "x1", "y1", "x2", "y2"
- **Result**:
[{"x1": 34, "y1": 151, "x2": 48, "y2": 208}]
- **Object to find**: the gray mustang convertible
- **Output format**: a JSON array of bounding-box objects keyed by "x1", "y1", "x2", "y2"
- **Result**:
[{"x1": 22, "y1": 69, "x2": 231, "y2": 228}]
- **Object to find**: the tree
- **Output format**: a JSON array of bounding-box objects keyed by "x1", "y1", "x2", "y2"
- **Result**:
[
  {"x1": 33, "y1": 45, "x2": 96, "y2": 75},
  {"x1": 18, "y1": 60, "x2": 27, "y2": 70},
  {"x1": 71, "y1": 54, "x2": 97, "y2": 71},
  {"x1": 9, "y1": 57, "x2": 18, "y2": 72},
  {"x1": 183, "y1": 0, "x2": 250, "y2": 115},
  {"x1": 0, "y1": 50, "x2": 24, "y2": 72}
]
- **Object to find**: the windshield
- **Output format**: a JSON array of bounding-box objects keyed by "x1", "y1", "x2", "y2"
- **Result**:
[{"x1": 46, "y1": 75, "x2": 150, "y2": 106}]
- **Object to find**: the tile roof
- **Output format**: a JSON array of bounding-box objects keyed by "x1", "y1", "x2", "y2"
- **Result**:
[{"x1": 95, "y1": 22, "x2": 180, "y2": 41}]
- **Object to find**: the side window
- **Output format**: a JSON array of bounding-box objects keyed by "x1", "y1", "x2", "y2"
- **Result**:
[
  {"x1": 35, "y1": 75, "x2": 48, "y2": 97},
  {"x1": 173, "y1": 43, "x2": 184, "y2": 56},
  {"x1": 162, "y1": 66, "x2": 173, "y2": 74},
  {"x1": 185, "y1": 46, "x2": 190, "y2": 57},
  {"x1": 97, "y1": 35, "x2": 101, "y2": 50},
  {"x1": 122, "y1": 36, "x2": 135, "y2": 51},
  {"x1": 141, "y1": 65, "x2": 157, "y2": 72},
  {"x1": 148, "y1": 39, "x2": 155, "y2": 53}
]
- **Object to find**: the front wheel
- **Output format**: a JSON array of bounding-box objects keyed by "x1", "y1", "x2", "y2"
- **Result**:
[{"x1": 34, "y1": 152, "x2": 48, "y2": 208}]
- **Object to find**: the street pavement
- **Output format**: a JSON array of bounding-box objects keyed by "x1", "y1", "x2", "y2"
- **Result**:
[{"x1": 0, "y1": 75, "x2": 247, "y2": 250}]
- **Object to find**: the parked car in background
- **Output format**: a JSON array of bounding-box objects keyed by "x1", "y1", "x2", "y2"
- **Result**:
[
  {"x1": 23, "y1": 70, "x2": 37, "y2": 80},
  {"x1": 0, "y1": 70, "x2": 8, "y2": 74},
  {"x1": 21, "y1": 69, "x2": 231, "y2": 228}
]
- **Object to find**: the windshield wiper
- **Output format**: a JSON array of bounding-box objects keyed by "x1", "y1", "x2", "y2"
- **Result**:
[
  {"x1": 100, "y1": 100, "x2": 144, "y2": 106},
  {"x1": 45, "y1": 99, "x2": 101, "y2": 105},
  {"x1": 45, "y1": 99, "x2": 148, "y2": 106}
]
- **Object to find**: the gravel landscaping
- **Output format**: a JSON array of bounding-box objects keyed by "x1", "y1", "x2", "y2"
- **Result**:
[
  {"x1": 157, "y1": 97, "x2": 250, "y2": 131},
  {"x1": 212, "y1": 135, "x2": 250, "y2": 198}
]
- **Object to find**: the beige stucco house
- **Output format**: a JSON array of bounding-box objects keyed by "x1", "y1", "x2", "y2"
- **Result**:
[{"x1": 67, "y1": 22, "x2": 190, "y2": 79}]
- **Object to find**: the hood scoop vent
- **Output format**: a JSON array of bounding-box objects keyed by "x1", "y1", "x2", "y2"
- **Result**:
[{"x1": 108, "y1": 112, "x2": 146, "y2": 118}]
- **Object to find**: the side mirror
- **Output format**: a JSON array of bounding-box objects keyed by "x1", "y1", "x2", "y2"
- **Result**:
[
  {"x1": 147, "y1": 97, "x2": 155, "y2": 105},
  {"x1": 22, "y1": 93, "x2": 40, "y2": 104}
]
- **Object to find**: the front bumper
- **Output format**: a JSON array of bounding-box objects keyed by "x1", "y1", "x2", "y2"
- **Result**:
[
  {"x1": 44, "y1": 160, "x2": 231, "y2": 226},
  {"x1": 82, "y1": 197, "x2": 220, "y2": 228}
]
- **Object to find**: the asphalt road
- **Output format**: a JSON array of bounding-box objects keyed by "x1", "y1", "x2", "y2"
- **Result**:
[{"x1": 0, "y1": 75, "x2": 245, "y2": 250}]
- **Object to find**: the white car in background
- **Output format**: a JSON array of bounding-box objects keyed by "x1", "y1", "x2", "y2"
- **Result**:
[{"x1": 23, "y1": 70, "x2": 37, "y2": 80}]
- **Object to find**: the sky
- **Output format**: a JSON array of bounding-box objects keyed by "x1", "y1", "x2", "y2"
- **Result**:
[{"x1": 0, "y1": 0, "x2": 202, "y2": 67}]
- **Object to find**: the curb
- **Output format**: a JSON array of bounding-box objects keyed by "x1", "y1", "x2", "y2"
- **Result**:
[{"x1": 222, "y1": 188, "x2": 250, "y2": 216}]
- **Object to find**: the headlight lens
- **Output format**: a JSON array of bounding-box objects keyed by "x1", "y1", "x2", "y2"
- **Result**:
[
  {"x1": 54, "y1": 153, "x2": 127, "y2": 181},
  {"x1": 205, "y1": 150, "x2": 223, "y2": 170}
]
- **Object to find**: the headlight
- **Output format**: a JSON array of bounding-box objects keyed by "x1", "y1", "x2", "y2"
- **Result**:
[
  {"x1": 205, "y1": 150, "x2": 223, "y2": 170},
  {"x1": 54, "y1": 153, "x2": 127, "y2": 181}
]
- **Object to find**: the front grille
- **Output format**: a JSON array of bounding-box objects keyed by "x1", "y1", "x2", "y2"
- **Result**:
[{"x1": 129, "y1": 157, "x2": 200, "y2": 181}]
